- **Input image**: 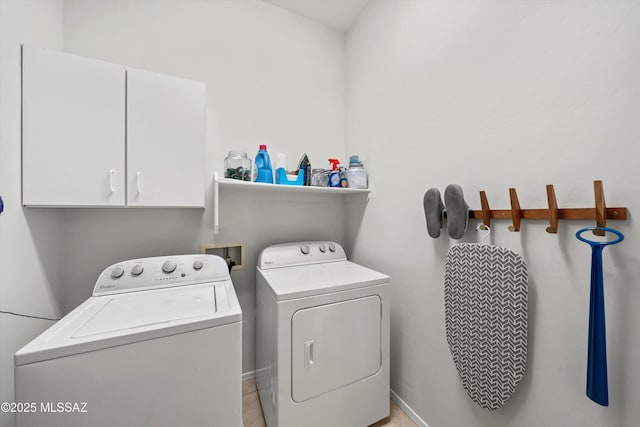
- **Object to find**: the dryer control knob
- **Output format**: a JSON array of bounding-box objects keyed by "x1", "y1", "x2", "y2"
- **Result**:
[
  {"x1": 300, "y1": 244, "x2": 310, "y2": 255},
  {"x1": 131, "y1": 265, "x2": 144, "y2": 276},
  {"x1": 328, "y1": 243, "x2": 336, "y2": 252},
  {"x1": 111, "y1": 266, "x2": 125, "y2": 279},
  {"x1": 162, "y1": 259, "x2": 177, "y2": 273},
  {"x1": 193, "y1": 259, "x2": 204, "y2": 270},
  {"x1": 318, "y1": 244, "x2": 326, "y2": 253}
]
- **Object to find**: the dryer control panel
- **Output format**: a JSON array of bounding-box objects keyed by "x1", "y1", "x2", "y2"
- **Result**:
[
  {"x1": 258, "y1": 241, "x2": 347, "y2": 270},
  {"x1": 93, "y1": 254, "x2": 230, "y2": 295}
]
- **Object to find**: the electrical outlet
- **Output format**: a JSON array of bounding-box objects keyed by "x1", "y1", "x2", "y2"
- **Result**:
[{"x1": 200, "y1": 242, "x2": 246, "y2": 271}]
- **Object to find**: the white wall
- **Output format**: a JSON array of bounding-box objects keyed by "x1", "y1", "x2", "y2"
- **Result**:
[
  {"x1": 0, "y1": 2, "x2": 66, "y2": 426},
  {"x1": 60, "y1": 0, "x2": 346, "y2": 375},
  {"x1": 8, "y1": 2, "x2": 637, "y2": 426},
  {"x1": 346, "y1": 1, "x2": 640, "y2": 426}
]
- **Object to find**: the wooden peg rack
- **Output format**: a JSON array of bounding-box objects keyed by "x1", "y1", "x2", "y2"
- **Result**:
[{"x1": 470, "y1": 180, "x2": 627, "y2": 234}]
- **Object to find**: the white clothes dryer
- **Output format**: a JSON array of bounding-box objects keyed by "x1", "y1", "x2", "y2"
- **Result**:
[
  {"x1": 256, "y1": 241, "x2": 390, "y2": 427},
  {"x1": 15, "y1": 254, "x2": 242, "y2": 427}
]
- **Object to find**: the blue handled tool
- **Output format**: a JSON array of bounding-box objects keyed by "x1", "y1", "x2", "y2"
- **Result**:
[{"x1": 576, "y1": 226, "x2": 624, "y2": 406}]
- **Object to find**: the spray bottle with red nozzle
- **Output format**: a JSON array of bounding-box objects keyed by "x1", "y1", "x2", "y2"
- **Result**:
[{"x1": 328, "y1": 159, "x2": 347, "y2": 188}]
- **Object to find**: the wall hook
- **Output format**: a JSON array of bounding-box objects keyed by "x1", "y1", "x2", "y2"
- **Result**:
[
  {"x1": 468, "y1": 180, "x2": 626, "y2": 234},
  {"x1": 508, "y1": 188, "x2": 522, "y2": 232},
  {"x1": 479, "y1": 191, "x2": 491, "y2": 229},
  {"x1": 593, "y1": 180, "x2": 606, "y2": 236},
  {"x1": 546, "y1": 184, "x2": 558, "y2": 234}
]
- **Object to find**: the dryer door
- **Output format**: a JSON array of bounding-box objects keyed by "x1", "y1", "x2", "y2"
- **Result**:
[{"x1": 291, "y1": 295, "x2": 381, "y2": 402}]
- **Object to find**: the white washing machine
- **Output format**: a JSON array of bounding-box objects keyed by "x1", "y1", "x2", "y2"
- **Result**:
[
  {"x1": 256, "y1": 241, "x2": 390, "y2": 427},
  {"x1": 14, "y1": 254, "x2": 242, "y2": 427}
]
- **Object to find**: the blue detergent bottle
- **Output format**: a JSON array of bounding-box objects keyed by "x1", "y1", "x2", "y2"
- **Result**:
[{"x1": 255, "y1": 145, "x2": 274, "y2": 183}]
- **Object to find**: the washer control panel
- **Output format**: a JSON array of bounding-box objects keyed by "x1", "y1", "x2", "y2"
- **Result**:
[
  {"x1": 258, "y1": 241, "x2": 347, "y2": 269},
  {"x1": 93, "y1": 254, "x2": 230, "y2": 295}
]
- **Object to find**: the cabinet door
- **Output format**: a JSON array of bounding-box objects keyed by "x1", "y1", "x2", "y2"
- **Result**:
[
  {"x1": 22, "y1": 45, "x2": 126, "y2": 206},
  {"x1": 126, "y1": 69, "x2": 205, "y2": 207}
]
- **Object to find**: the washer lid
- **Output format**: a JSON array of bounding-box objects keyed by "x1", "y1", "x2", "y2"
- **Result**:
[
  {"x1": 15, "y1": 282, "x2": 241, "y2": 366},
  {"x1": 73, "y1": 284, "x2": 216, "y2": 338},
  {"x1": 258, "y1": 260, "x2": 389, "y2": 301}
]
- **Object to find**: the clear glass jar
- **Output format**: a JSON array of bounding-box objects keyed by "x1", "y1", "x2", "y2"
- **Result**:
[
  {"x1": 311, "y1": 168, "x2": 329, "y2": 187},
  {"x1": 224, "y1": 151, "x2": 252, "y2": 181}
]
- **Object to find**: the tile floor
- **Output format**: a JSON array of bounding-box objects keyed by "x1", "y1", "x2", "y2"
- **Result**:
[{"x1": 242, "y1": 379, "x2": 417, "y2": 427}]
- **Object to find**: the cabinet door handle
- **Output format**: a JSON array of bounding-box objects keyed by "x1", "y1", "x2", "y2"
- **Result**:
[
  {"x1": 109, "y1": 170, "x2": 115, "y2": 193},
  {"x1": 304, "y1": 340, "x2": 315, "y2": 369},
  {"x1": 136, "y1": 171, "x2": 143, "y2": 194}
]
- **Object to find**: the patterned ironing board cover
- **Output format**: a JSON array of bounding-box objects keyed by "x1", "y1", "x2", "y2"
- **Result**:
[{"x1": 444, "y1": 243, "x2": 528, "y2": 410}]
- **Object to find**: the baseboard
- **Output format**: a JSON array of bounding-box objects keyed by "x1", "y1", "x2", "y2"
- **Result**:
[
  {"x1": 390, "y1": 389, "x2": 430, "y2": 427},
  {"x1": 242, "y1": 370, "x2": 256, "y2": 382}
]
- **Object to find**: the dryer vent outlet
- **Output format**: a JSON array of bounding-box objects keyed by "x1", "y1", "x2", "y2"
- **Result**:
[{"x1": 200, "y1": 242, "x2": 246, "y2": 272}]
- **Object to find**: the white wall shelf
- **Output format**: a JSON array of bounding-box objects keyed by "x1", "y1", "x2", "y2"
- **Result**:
[
  {"x1": 213, "y1": 172, "x2": 370, "y2": 233},
  {"x1": 217, "y1": 175, "x2": 370, "y2": 194}
]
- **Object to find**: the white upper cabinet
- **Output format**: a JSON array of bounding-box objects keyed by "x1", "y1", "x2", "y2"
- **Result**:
[
  {"x1": 22, "y1": 46, "x2": 206, "y2": 208},
  {"x1": 126, "y1": 69, "x2": 205, "y2": 207},
  {"x1": 22, "y1": 45, "x2": 126, "y2": 206}
]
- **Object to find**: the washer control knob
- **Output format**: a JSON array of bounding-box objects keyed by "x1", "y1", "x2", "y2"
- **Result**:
[
  {"x1": 111, "y1": 266, "x2": 125, "y2": 279},
  {"x1": 328, "y1": 242, "x2": 336, "y2": 252},
  {"x1": 162, "y1": 259, "x2": 177, "y2": 274},
  {"x1": 318, "y1": 244, "x2": 326, "y2": 253},
  {"x1": 300, "y1": 244, "x2": 310, "y2": 255},
  {"x1": 193, "y1": 259, "x2": 204, "y2": 270},
  {"x1": 131, "y1": 265, "x2": 144, "y2": 276}
]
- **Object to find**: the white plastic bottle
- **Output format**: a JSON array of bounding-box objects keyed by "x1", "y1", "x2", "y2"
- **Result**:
[{"x1": 345, "y1": 155, "x2": 368, "y2": 189}]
